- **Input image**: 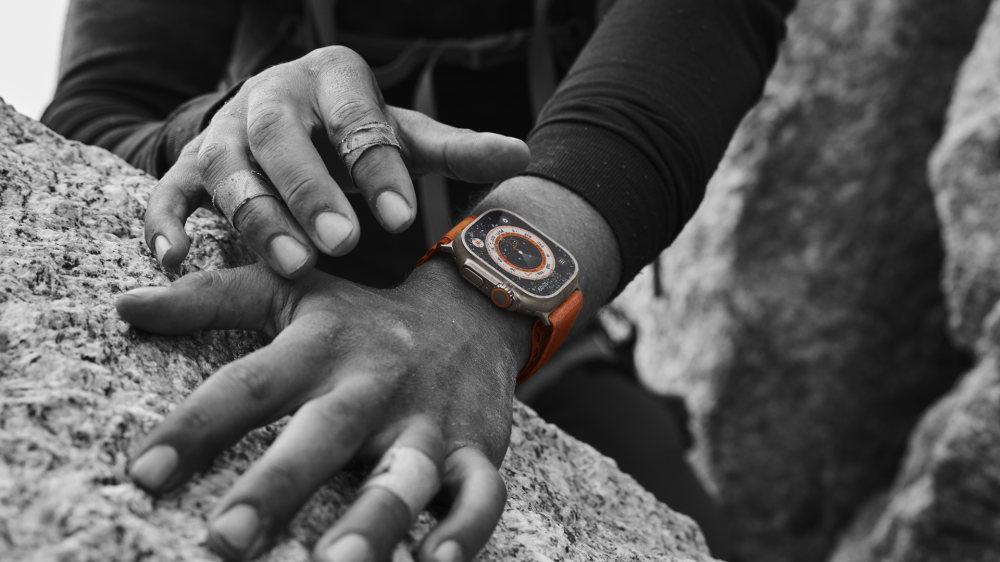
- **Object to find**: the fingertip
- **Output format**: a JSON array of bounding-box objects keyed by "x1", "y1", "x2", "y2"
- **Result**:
[
  {"x1": 314, "y1": 211, "x2": 359, "y2": 256},
  {"x1": 375, "y1": 190, "x2": 415, "y2": 233},
  {"x1": 267, "y1": 234, "x2": 317, "y2": 279},
  {"x1": 487, "y1": 133, "x2": 531, "y2": 175},
  {"x1": 115, "y1": 286, "x2": 169, "y2": 323},
  {"x1": 448, "y1": 133, "x2": 530, "y2": 184}
]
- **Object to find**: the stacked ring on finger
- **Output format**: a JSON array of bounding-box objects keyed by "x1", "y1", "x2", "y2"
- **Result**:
[
  {"x1": 360, "y1": 445, "x2": 441, "y2": 520},
  {"x1": 336, "y1": 121, "x2": 402, "y2": 179},
  {"x1": 211, "y1": 169, "x2": 283, "y2": 229}
]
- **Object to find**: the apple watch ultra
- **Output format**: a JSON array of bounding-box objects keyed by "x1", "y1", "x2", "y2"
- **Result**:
[{"x1": 417, "y1": 209, "x2": 583, "y2": 383}]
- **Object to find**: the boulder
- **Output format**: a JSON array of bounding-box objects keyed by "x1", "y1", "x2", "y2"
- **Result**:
[
  {"x1": 0, "y1": 99, "x2": 714, "y2": 561},
  {"x1": 606, "y1": 0, "x2": 989, "y2": 560},
  {"x1": 929, "y1": 0, "x2": 1000, "y2": 352},
  {"x1": 828, "y1": 2, "x2": 1000, "y2": 559},
  {"x1": 828, "y1": 314, "x2": 1000, "y2": 562}
]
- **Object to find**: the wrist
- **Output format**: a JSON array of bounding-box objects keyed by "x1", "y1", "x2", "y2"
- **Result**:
[{"x1": 403, "y1": 254, "x2": 534, "y2": 376}]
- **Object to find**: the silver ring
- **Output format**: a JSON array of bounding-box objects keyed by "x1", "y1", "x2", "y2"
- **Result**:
[
  {"x1": 335, "y1": 121, "x2": 401, "y2": 178},
  {"x1": 211, "y1": 169, "x2": 282, "y2": 229},
  {"x1": 359, "y1": 445, "x2": 440, "y2": 520}
]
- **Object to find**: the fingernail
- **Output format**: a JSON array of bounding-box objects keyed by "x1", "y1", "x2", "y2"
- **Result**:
[
  {"x1": 269, "y1": 235, "x2": 310, "y2": 275},
  {"x1": 433, "y1": 540, "x2": 463, "y2": 562},
  {"x1": 129, "y1": 445, "x2": 178, "y2": 491},
  {"x1": 315, "y1": 212, "x2": 355, "y2": 253},
  {"x1": 153, "y1": 235, "x2": 172, "y2": 264},
  {"x1": 375, "y1": 191, "x2": 413, "y2": 231},
  {"x1": 324, "y1": 533, "x2": 372, "y2": 562},
  {"x1": 123, "y1": 286, "x2": 168, "y2": 299},
  {"x1": 211, "y1": 504, "x2": 261, "y2": 553}
]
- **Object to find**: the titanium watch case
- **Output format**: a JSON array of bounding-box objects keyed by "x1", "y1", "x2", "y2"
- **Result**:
[{"x1": 440, "y1": 209, "x2": 579, "y2": 326}]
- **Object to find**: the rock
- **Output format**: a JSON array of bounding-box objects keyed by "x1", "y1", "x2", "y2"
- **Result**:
[
  {"x1": 606, "y1": 0, "x2": 988, "y2": 560},
  {"x1": 929, "y1": 0, "x2": 1000, "y2": 352},
  {"x1": 828, "y1": 320, "x2": 1000, "y2": 562},
  {"x1": 828, "y1": 2, "x2": 1000, "y2": 559},
  {"x1": 0, "y1": 98, "x2": 714, "y2": 561}
]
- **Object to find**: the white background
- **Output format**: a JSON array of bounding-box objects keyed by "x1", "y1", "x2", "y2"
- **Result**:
[{"x1": 0, "y1": 1, "x2": 71, "y2": 119}]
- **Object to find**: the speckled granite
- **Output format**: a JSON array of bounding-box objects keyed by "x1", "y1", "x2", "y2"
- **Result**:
[
  {"x1": 605, "y1": 0, "x2": 987, "y2": 561},
  {"x1": 0, "y1": 99, "x2": 713, "y2": 562}
]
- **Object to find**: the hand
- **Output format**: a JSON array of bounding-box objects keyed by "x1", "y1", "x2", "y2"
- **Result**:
[
  {"x1": 116, "y1": 257, "x2": 533, "y2": 562},
  {"x1": 145, "y1": 46, "x2": 530, "y2": 278}
]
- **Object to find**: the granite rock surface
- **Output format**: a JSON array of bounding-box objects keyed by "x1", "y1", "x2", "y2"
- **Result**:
[
  {"x1": 606, "y1": 0, "x2": 988, "y2": 560},
  {"x1": 828, "y1": 2, "x2": 1000, "y2": 559},
  {"x1": 0, "y1": 99, "x2": 714, "y2": 562}
]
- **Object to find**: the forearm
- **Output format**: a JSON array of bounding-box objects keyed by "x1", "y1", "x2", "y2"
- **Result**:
[
  {"x1": 42, "y1": 0, "x2": 241, "y2": 177},
  {"x1": 527, "y1": 0, "x2": 795, "y2": 291}
]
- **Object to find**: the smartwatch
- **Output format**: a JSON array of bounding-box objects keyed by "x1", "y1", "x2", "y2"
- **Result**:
[{"x1": 416, "y1": 209, "x2": 583, "y2": 383}]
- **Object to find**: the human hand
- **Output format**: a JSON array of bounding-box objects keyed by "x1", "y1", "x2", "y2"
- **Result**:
[
  {"x1": 145, "y1": 46, "x2": 530, "y2": 278},
  {"x1": 116, "y1": 257, "x2": 533, "y2": 561}
]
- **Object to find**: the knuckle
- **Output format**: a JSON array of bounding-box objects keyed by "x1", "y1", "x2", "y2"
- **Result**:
[
  {"x1": 256, "y1": 461, "x2": 303, "y2": 501},
  {"x1": 304, "y1": 395, "x2": 369, "y2": 436},
  {"x1": 170, "y1": 406, "x2": 217, "y2": 454},
  {"x1": 246, "y1": 102, "x2": 288, "y2": 151},
  {"x1": 275, "y1": 168, "x2": 317, "y2": 209},
  {"x1": 231, "y1": 196, "x2": 279, "y2": 234},
  {"x1": 196, "y1": 140, "x2": 230, "y2": 177},
  {"x1": 220, "y1": 361, "x2": 272, "y2": 402},
  {"x1": 326, "y1": 97, "x2": 383, "y2": 138},
  {"x1": 306, "y1": 45, "x2": 362, "y2": 69},
  {"x1": 183, "y1": 269, "x2": 229, "y2": 292}
]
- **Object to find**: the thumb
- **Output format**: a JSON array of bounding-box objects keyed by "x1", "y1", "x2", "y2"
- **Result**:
[
  {"x1": 116, "y1": 264, "x2": 290, "y2": 336},
  {"x1": 389, "y1": 107, "x2": 531, "y2": 184}
]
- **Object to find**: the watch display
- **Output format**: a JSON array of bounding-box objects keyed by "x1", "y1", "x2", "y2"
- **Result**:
[{"x1": 462, "y1": 210, "x2": 577, "y2": 298}]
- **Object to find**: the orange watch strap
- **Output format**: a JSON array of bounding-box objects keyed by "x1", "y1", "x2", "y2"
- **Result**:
[
  {"x1": 516, "y1": 289, "x2": 583, "y2": 384},
  {"x1": 416, "y1": 216, "x2": 582, "y2": 385},
  {"x1": 415, "y1": 215, "x2": 477, "y2": 267}
]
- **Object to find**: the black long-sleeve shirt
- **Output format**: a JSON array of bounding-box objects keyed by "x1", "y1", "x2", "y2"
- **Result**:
[{"x1": 42, "y1": 0, "x2": 794, "y2": 290}]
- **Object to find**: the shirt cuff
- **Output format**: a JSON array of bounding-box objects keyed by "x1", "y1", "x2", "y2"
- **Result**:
[{"x1": 524, "y1": 122, "x2": 678, "y2": 295}]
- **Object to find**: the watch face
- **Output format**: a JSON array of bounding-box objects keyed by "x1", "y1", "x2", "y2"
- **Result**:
[{"x1": 462, "y1": 210, "x2": 577, "y2": 298}]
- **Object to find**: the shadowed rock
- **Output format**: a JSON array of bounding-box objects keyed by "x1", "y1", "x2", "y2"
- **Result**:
[
  {"x1": 606, "y1": 0, "x2": 988, "y2": 560},
  {"x1": 0, "y1": 99, "x2": 713, "y2": 562},
  {"x1": 829, "y1": 2, "x2": 1000, "y2": 559}
]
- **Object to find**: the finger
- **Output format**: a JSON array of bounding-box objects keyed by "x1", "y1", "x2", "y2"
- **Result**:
[
  {"x1": 416, "y1": 447, "x2": 507, "y2": 562},
  {"x1": 313, "y1": 419, "x2": 446, "y2": 562},
  {"x1": 127, "y1": 316, "x2": 333, "y2": 495},
  {"x1": 244, "y1": 77, "x2": 364, "y2": 255},
  {"x1": 313, "y1": 53, "x2": 417, "y2": 233},
  {"x1": 200, "y1": 110, "x2": 319, "y2": 278},
  {"x1": 144, "y1": 134, "x2": 209, "y2": 268},
  {"x1": 205, "y1": 377, "x2": 382, "y2": 560},
  {"x1": 390, "y1": 107, "x2": 531, "y2": 184},
  {"x1": 115, "y1": 264, "x2": 290, "y2": 336}
]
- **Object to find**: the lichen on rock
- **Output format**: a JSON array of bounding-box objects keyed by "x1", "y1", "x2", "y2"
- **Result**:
[{"x1": 0, "y1": 98, "x2": 713, "y2": 562}]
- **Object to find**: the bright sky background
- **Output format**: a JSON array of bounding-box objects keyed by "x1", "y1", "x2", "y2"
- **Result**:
[{"x1": 0, "y1": 1, "x2": 71, "y2": 119}]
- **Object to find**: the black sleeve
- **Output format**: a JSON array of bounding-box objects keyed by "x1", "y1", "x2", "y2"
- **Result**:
[
  {"x1": 41, "y1": 0, "x2": 242, "y2": 177},
  {"x1": 525, "y1": 0, "x2": 796, "y2": 291}
]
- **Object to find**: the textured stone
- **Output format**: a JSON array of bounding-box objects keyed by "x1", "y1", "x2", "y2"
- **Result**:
[
  {"x1": 828, "y1": 320, "x2": 1000, "y2": 562},
  {"x1": 605, "y1": 0, "x2": 988, "y2": 561},
  {"x1": 0, "y1": 98, "x2": 713, "y2": 562},
  {"x1": 929, "y1": 0, "x2": 1000, "y2": 352},
  {"x1": 828, "y1": 3, "x2": 1000, "y2": 559}
]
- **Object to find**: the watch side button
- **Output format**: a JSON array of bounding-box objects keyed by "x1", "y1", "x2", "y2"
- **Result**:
[
  {"x1": 461, "y1": 266, "x2": 485, "y2": 287},
  {"x1": 490, "y1": 287, "x2": 512, "y2": 308}
]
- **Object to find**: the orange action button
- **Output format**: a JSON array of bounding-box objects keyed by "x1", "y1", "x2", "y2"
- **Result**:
[{"x1": 490, "y1": 287, "x2": 511, "y2": 308}]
